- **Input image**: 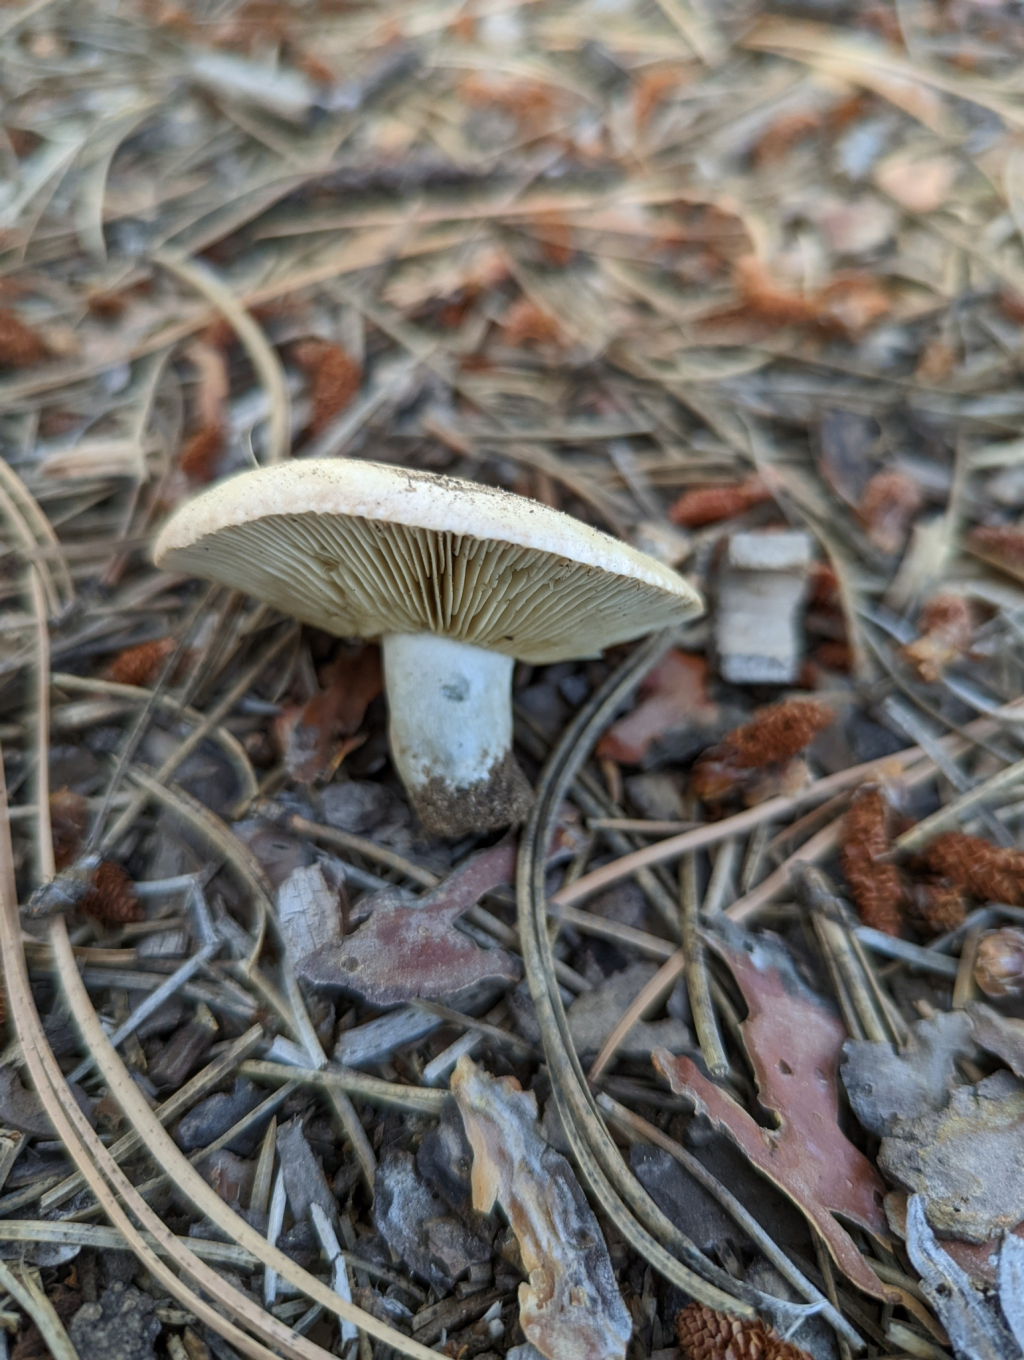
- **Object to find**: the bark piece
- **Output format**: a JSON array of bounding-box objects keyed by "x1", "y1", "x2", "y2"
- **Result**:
[
  {"x1": 879, "y1": 1070, "x2": 1024, "y2": 1244},
  {"x1": 276, "y1": 863, "x2": 343, "y2": 969},
  {"x1": 716, "y1": 531, "x2": 813, "y2": 685},
  {"x1": 450, "y1": 1055, "x2": 632, "y2": 1360},
  {"x1": 373, "y1": 1149, "x2": 492, "y2": 1291},
  {"x1": 841, "y1": 1010, "x2": 976, "y2": 1136},
  {"x1": 276, "y1": 1116, "x2": 337, "y2": 1228},
  {"x1": 148, "y1": 1004, "x2": 218, "y2": 1090},
  {"x1": 654, "y1": 935, "x2": 893, "y2": 1301},
  {"x1": 298, "y1": 838, "x2": 519, "y2": 1005},
  {"x1": 68, "y1": 1285, "x2": 159, "y2": 1360}
]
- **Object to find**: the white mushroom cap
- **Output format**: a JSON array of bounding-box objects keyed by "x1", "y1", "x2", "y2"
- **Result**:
[{"x1": 153, "y1": 459, "x2": 703, "y2": 661}]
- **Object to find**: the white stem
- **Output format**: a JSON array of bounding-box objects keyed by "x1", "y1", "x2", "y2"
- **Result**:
[{"x1": 382, "y1": 633, "x2": 531, "y2": 836}]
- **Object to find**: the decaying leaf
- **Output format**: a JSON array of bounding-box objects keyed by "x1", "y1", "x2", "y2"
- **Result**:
[
  {"x1": 879, "y1": 1071, "x2": 1024, "y2": 1244},
  {"x1": 0, "y1": 307, "x2": 47, "y2": 368},
  {"x1": 690, "y1": 698, "x2": 833, "y2": 803},
  {"x1": 904, "y1": 1195, "x2": 1019, "y2": 1360},
  {"x1": 596, "y1": 650, "x2": 718, "y2": 765},
  {"x1": 653, "y1": 933, "x2": 894, "y2": 1301},
  {"x1": 275, "y1": 646, "x2": 381, "y2": 782},
  {"x1": 676, "y1": 1302, "x2": 812, "y2": 1360},
  {"x1": 450, "y1": 1055, "x2": 632, "y2": 1360},
  {"x1": 297, "y1": 838, "x2": 519, "y2": 1005}
]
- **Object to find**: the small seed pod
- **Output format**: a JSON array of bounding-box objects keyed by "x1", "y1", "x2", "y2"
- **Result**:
[{"x1": 974, "y1": 926, "x2": 1024, "y2": 998}]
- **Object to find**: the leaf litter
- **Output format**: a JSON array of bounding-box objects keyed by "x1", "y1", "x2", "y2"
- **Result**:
[{"x1": 5, "y1": 0, "x2": 1024, "y2": 1358}]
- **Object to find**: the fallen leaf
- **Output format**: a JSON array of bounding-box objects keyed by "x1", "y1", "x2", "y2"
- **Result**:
[
  {"x1": 297, "y1": 838, "x2": 519, "y2": 1005},
  {"x1": 596, "y1": 650, "x2": 717, "y2": 765},
  {"x1": 876, "y1": 154, "x2": 958, "y2": 214},
  {"x1": 879, "y1": 1070, "x2": 1024, "y2": 1244},
  {"x1": 179, "y1": 422, "x2": 225, "y2": 484},
  {"x1": 275, "y1": 645, "x2": 381, "y2": 782},
  {"x1": 501, "y1": 296, "x2": 565, "y2": 348},
  {"x1": 0, "y1": 306, "x2": 47, "y2": 368},
  {"x1": 450, "y1": 1055, "x2": 632, "y2": 1360},
  {"x1": 654, "y1": 933, "x2": 894, "y2": 1301}
]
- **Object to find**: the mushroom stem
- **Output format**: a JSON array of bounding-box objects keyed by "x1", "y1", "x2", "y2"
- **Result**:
[{"x1": 382, "y1": 633, "x2": 533, "y2": 837}]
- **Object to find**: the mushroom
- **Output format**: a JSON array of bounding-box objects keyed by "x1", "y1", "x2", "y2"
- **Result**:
[{"x1": 153, "y1": 460, "x2": 703, "y2": 835}]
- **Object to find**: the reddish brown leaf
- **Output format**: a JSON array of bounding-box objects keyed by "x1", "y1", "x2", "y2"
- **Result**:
[
  {"x1": 653, "y1": 937, "x2": 895, "y2": 1301},
  {"x1": 50, "y1": 787, "x2": 88, "y2": 871},
  {"x1": 501, "y1": 297, "x2": 565, "y2": 349},
  {"x1": 0, "y1": 306, "x2": 46, "y2": 368},
  {"x1": 107, "y1": 636, "x2": 175, "y2": 687},
  {"x1": 752, "y1": 110, "x2": 821, "y2": 168},
  {"x1": 293, "y1": 339, "x2": 362, "y2": 436},
  {"x1": 668, "y1": 477, "x2": 772, "y2": 529},
  {"x1": 275, "y1": 646, "x2": 382, "y2": 782},
  {"x1": 633, "y1": 67, "x2": 686, "y2": 128},
  {"x1": 596, "y1": 651, "x2": 717, "y2": 765},
  {"x1": 298, "y1": 839, "x2": 519, "y2": 1004}
]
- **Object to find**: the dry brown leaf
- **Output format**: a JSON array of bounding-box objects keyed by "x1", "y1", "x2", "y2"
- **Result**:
[
  {"x1": 654, "y1": 935, "x2": 894, "y2": 1301},
  {"x1": 501, "y1": 296, "x2": 566, "y2": 348},
  {"x1": 0, "y1": 307, "x2": 47, "y2": 368},
  {"x1": 298, "y1": 839, "x2": 519, "y2": 1005},
  {"x1": 179, "y1": 423, "x2": 226, "y2": 484},
  {"x1": 596, "y1": 650, "x2": 717, "y2": 765},
  {"x1": 275, "y1": 646, "x2": 381, "y2": 783},
  {"x1": 875, "y1": 153, "x2": 958, "y2": 214},
  {"x1": 450, "y1": 1055, "x2": 632, "y2": 1360}
]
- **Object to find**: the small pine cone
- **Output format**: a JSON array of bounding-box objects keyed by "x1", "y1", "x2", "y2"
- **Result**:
[
  {"x1": 903, "y1": 880, "x2": 966, "y2": 937},
  {"x1": 107, "y1": 637, "x2": 175, "y2": 688},
  {"x1": 974, "y1": 927, "x2": 1024, "y2": 998},
  {"x1": 668, "y1": 476, "x2": 771, "y2": 529},
  {"x1": 80, "y1": 862, "x2": 141, "y2": 924},
  {"x1": 902, "y1": 593, "x2": 973, "y2": 682},
  {"x1": 676, "y1": 1303, "x2": 812, "y2": 1360},
  {"x1": 727, "y1": 699, "x2": 835, "y2": 770},
  {"x1": 923, "y1": 831, "x2": 1024, "y2": 907},
  {"x1": 840, "y1": 787, "x2": 903, "y2": 936}
]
